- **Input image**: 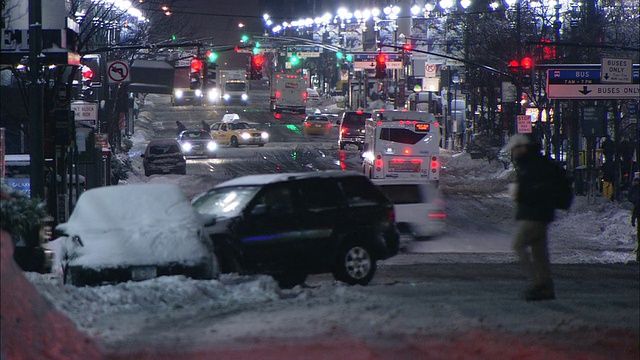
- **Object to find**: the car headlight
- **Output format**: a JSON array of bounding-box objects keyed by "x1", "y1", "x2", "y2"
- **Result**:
[
  {"x1": 208, "y1": 90, "x2": 218, "y2": 101},
  {"x1": 174, "y1": 90, "x2": 184, "y2": 99},
  {"x1": 223, "y1": 94, "x2": 230, "y2": 101},
  {"x1": 195, "y1": 89, "x2": 202, "y2": 97},
  {"x1": 181, "y1": 142, "x2": 193, "y2": 152},
  {"x1": 207, "y1": 141, "x2": 217, "y2": 151},
  {"x1": 240, "y1": 132, "x2": 251, "y2": 140},
  {"x1": 241, "y1": 93, "x2": 248, "y2": 101},
  {"x1": 261, "y1": 132, "x2": 269, "y2": 139}
]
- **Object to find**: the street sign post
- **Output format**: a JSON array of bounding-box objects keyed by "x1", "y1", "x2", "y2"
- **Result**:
[
  {"x1": 600, "y1": 57, "x2": 632, "y2": 83},
  {"x1": 517, "y1": 115, "x2": 532, "y2": 133},
  {"x1": 353, "y1": 53, "x2": 403, "y2": 70},
  {"x1": 547, "y1": 68, "x2": 640, "y2": 99},
  {"x1": 70, "y1": 101, "x2": 98, "y2": 127}
]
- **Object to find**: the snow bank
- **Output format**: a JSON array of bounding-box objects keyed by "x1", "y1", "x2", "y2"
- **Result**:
[
  {"x1": 0, "y1": 231, "x2": 102, "y2": 360},
  {"x1": 440, "y1": 151, "x2": 515, "y2": 195}
]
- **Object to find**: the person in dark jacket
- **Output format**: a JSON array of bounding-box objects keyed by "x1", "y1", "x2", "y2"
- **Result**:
[
  {"x1": 506, "y1": 134, "x2": 556, "y2": 301},
  {"x1": 628, "y1": 174, "x2": 640, "y2": 262},
  {"x1": 176, "y1": 121, "x2": 187, "y2": 134},
  {"x1": 201, "y1": 120, "x2": 210, "y2": 132}
]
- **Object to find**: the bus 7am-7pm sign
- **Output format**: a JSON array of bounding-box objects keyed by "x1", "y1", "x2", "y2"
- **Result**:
[{"x1": 546, "y1": 68, "x2": 640, "y2": 99}]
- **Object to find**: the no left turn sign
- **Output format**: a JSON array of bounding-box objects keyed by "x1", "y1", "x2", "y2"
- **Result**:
[{"x1": 107, "y1": 61, "x2": 130, "y2": 83}]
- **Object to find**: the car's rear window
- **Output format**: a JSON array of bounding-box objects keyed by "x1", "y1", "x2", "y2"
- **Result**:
[
  {"x1": 339, "y1": 176, "x2": 385, "y2": 206},
  {"x1": 306, "y1": 116, "x2": 328, "y2": 122},
  {"x1": 377, "y1": 184, "x2": 422, "y2": 205},
  {"x1": 342, "y1": 113, "x2": 371, "y2": 128},
  {"x1": 149, "y1": 144, "x2": 180, "y2": 155}
]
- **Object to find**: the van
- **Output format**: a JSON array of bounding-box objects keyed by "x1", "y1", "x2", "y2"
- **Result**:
[{"x1": 337, "y1": 111, "x2": 371, "y2": 150}]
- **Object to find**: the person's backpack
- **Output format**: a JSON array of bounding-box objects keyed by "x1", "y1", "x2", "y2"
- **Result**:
[{"x1": 550, "y1": 162, "x2": 573, "y2": 210}]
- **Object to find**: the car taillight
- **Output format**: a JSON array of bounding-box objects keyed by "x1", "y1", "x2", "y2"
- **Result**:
[
  {"x1": 341, "y1": 127, "x2": 347, "y2": 134},
  {"x1": 304, "y1": 122, "x2": 311, "y2": 127},
  {"x1": 388, "y1": 208, "x2": 396, "y2": 222},
  {"x1": 428, "y1": 213, "x2": 446, "y2": 219},
  {"x1": 326, "y1": 123, "x2": 332, "y2": 127},
  {"x1": 275, "y1": 91, "x2": 281, "y2": 99}
]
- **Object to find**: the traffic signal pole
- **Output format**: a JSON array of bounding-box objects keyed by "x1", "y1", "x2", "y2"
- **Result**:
[{"x1": 28, "y1": 0, "x2": 45, "y2": 200}]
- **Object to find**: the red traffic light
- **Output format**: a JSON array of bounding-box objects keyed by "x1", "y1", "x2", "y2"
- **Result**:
[
  {"x1": 403, "y1": 43, "x2": 412, "y2": 52},
  {"x1": 377, "y1": 54, "x2": 386, "y2": 64},
  {"x1": 253, "y1": 55, "x2": 264, "y2": 67},
  {"x1": 190, "y1": 58, "x2": 203, "y2": 72},
  {"x1": 81, "y1": 66, "x2": 94, "y2": 80},
  {"x1": 508, "y1": 60, "x2": 519, "y2": 68},
  {"x1": 521, "y1": 57, "x2": 533, "y2": 70}
]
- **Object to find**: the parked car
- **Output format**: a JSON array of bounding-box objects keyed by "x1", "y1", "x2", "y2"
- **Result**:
[
  {"x1": 177, "y1": 130, "x2": 218, "y2": 158},
  {"x1": 192, "y1": 171, "x2": 399, "y2": 287},
  {"x1": 373, "y1": 179, "x2": 446, "y2": 239},
  {"x1": 338, "y1": 111, "x2": 371, "y2": 150},
  {"x1": 303, "y1": 115, "x2": 332, "y2": 135},
  {"x1": 142, "y1": 139, "x2": 187, "y2": 176},
  {"x1": 57, "y1": 184, "x2": 218, "y2": 286},
  {"x1": 306, "y1": 88, "x2": 321, "y2": 105},
  {"x1": 210, "y1": 121, "x2": 269, "y2": 147}
]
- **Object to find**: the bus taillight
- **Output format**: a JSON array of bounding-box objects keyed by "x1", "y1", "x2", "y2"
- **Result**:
[
  {"x1": 404, "y1": 148, "x2": 411, "y2": 155},
  {"x1": 431, "y1": 157, "x2": 439, "y2": 172},
  {"x1": 410, "y1": 159, "x2": 422, "y2": 164},
  {"x1": 375, "y1": 155, "x2": 383, "y2": 170},
  {"x1": 275, "y1": 91, "x2": 281, "y2": 98}
]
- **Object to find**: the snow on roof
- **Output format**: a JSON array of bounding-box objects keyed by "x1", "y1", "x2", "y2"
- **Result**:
[{"x1": 215, "y1": 171, "x2": 362, "y2": 188}]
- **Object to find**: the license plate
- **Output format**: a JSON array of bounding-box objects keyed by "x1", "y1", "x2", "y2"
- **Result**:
[
  {"x1": 131, "y1": 266, "x2": 157, "y2": 281},
  {"x1": 388, "y1": 161, "x2": 421, "y2": 173},
  {"x1": 314, "y1": 124, "x2": 322, "y2": 127}
]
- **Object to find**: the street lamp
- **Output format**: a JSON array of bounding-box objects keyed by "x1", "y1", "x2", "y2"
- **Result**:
[{"x1": 411, "y1": 1, "x2": 422, "y2": 16}]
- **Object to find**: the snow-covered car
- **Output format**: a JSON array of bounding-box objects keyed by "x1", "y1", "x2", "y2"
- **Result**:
[
  {"x1": 57, "y1": 184, "x2": 217, "y2": 286},
  {"x1": 141, "y1": 139, "x2": 187, "y2": 176},
  {"x1": 177, "y1": 130, "x2": 218, "y2": 158},
  {"x1": 373, "y1": 179, "x2": 446, "y2": 239},
  {"x1": 192, "y1": 171, "x2": 399, "y2": 287}
]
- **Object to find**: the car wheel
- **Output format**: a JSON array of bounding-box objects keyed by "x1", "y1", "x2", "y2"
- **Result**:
[
  {"x1": 273, "y1": 273, "x2": 307, "y2": 289},
  {"x1": 230, "y1": 136, "x2": 239, "y2": 148},
  {"x1": 333, "y1": 243, "x2": 376, "y2": 285},
  {"x1": 217, "y1": 246, "x2": 242, "y2": 274}
]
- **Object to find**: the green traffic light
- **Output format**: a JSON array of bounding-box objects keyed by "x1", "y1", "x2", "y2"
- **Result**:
[
  {"x1": 345, "y1": 54, "x2": 353, "y2": 62},
  {"x1": 253, "y1": 47, "x2": 260, "y2": 55},
  {"x1": 171, "y1": 35, "x2": 177, "y2": 41},
  {"x1": 336, "y1": 51, "x2": 344, "y2": 60},
  {"x1": 241, "y1": 35, "x2": 249, "y2": 43},
  {"x1": 255, "y1": 42, "x2": 261, "y2": 48},
  {"x1": 207, "y1": 51, "x2": 218, "y2": 62},
  {"x1": 290, "y1": 55, "x2": 299, "y2": 66}
]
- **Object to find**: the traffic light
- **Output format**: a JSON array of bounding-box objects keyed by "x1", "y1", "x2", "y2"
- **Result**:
[
  {"x1": 403, "y1": 43, "x2": 412, "y2": 52},
  {"x1": 345, "y1": 54, "x2": 353, "y2": 62},
  {"x1": 190, "y1": 58, "x2": 203, "y2": 73},
  {"x1": 336, "y1": 51, "x2": 344, "y2": 60},
  {"x1": 375, "y1": 53, "x2": 387, "y2": 79},
  {"x1": 241, "y1": 34, "x2": 249, "y2": 43},
  {"x1": 206, "y1": 51, "x2": 218, "y2": 63},
  {"x1": 290, "y1": 54, "x2": 300, "y2": 67},
  {"x1": 190, "y1": 58, "x2": 203, "y2": 90},
  {"x1": 81, "y1": 65, "x2": 94, "y2": 81},
  {"x1": 507, "y1": 57, "x2": 534, "y2": 86},
  {"x1": 251, "y1": 54, "x2": 264, "y2": 80}
]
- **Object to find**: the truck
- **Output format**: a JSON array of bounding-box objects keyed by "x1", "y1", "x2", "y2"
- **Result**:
[
  {"x1": 218, "y1": 70, "x2": 249, "y2": 105},
  {"x1": 270, "y1": 72, "x2": 307, "y2": 114},
  {"x1": 171, "y1": 66, "x2": 203, "y2": 106}
]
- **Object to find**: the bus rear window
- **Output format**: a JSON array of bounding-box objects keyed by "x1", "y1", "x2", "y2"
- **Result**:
[{"x1": 379, "y1": 128, "x2": 426, "y2": 145}]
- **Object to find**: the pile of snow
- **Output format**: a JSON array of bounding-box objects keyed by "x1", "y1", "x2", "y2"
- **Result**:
[
  {"x1": 0, "y1": 231, "x2": 102, "y2": 360},
  {"x1": 440, "y1": 151, "x2": 515, "y2": 195}
]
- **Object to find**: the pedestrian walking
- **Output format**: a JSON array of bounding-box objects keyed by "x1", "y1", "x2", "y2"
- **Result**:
[
  {"x1": 176, "y1": 121, "x2": 187, "y2": 134},
  {"x1": 506, "y1": 134, "x2": 568, "y2": 301},
  {"x1": 628, "y1": 174, "x2": 640, "y2": 262},
  {"x1": 201, "y1": 120, "x2": 210, "y2": 132}
]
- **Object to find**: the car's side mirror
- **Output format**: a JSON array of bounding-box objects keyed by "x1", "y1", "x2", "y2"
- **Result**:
[{"x1": 250, "y1": 204, "x2": 268, "y2": 216}]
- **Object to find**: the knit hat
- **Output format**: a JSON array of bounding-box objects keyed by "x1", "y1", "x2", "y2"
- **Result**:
[{"x1": 504, "y1": 134, "x2": 538, "y2": 153}]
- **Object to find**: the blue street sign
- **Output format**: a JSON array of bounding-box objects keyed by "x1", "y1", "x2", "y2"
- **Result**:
[
  {"x1": 548, "y1": 68, "x2": 639, "y2": 84},
  {"x1": 354, "y1": 53, "x2": 402, "y2": 61}
]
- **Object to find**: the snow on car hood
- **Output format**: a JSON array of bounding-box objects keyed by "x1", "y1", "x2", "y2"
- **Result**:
[{"x1": 58, "y1": 184, "x2": 209, "y2": 268}]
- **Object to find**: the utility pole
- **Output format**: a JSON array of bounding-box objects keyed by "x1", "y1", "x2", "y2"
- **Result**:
[{"x1": 28, "y1": 0, "x2": 45, "y2": 200}]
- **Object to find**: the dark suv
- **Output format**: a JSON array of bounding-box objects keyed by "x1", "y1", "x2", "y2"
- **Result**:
[
  {"x1": 192, "y1": 171, "x2": 399, "y2": 287},
  {"x1": 338, "y1": 111, "x2": 371, "y2": 150}
]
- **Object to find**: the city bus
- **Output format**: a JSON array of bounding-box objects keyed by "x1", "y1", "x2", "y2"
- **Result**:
[{"x1": 362, "y1": 110, "x2": 441, "y2": 182}]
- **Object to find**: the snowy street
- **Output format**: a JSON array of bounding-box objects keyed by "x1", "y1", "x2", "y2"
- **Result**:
[{"x1": 7, "y1": 94, "x2": 639, "y2": 359}]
